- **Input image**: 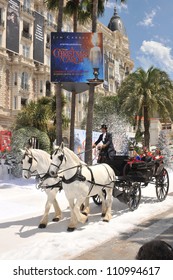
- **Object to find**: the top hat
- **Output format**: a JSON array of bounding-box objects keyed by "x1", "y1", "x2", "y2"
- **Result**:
[{"x1": 100, "y1": 124, "x2": 107, "y2": 130}]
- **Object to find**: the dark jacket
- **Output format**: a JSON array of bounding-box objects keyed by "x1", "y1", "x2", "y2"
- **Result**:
[{"x1": 94, "y1": 132, "x2": 116, "y2": 160}]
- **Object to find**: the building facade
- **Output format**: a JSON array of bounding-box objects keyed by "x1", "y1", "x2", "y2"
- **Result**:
[{"x1": 0, "y1": 1, "x2": 135, "y2": 138}]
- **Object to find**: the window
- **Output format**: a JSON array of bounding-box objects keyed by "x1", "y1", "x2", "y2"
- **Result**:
[
  {"x1": 13, "y1": 96, "x2": 17, "y2": 109},
  {"x1": 40, "y1": 80, "x2": 43, "y2": 94},
  {"x1": 22, "y1": 21, "x2": 31, "y2": 39},
  {"x1": 46, "y1": 81, "x2": 51, "y2": 96},
  {"x1": 78, "y1": 94, "x2": 81, "y2": 103},
  {"x1": 23, "y1": 45, "x2": 30, "y2": 58},
  {"x1": 21, "y1": 72, "x2": 29, "y2": 90},
  {"x1": 32, "y1": 78, "x2": 36, "y2": 93},
  {"x1": 47, "y1": 12, "x2": 53, "y2": 24},
  {"x1": 46, "y1": 54, "x2": 50, "y2": 66},
  {"x1": 0, "y1": 8, "x2": 3, "y2": 26},
  {"x1": 21, "y1": 98, "x2": 27, "y2": 107},
  {"x1": 78, "y1": 111, "x2": 82, "y2": 122},
  {"x1": 24, "y1": 0, "x2": 31, "y2": 9},
  {"x1": 13, "y1": 72, "x2": 18, "y2": 85},
  {"x1": 109, "y1": 83, "x2": 114, "y2": 92},
  {"x1": 46, "y1": 33, "x2": 50, "y2": 49}
]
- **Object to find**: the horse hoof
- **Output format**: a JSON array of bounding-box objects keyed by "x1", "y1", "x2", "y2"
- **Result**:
[
  {"x1": 38, "y1": 223, "x2": 47, "y2": 228},
  {"x1": 103, "y1": 219, "x2": 109, "y2": 223},
  {"x1": 101, "y1": 213, "x2": 106, "y2": 217},
  {"x1": 67, "y1": 227, "x2": 75, "y2": 232},
  {"x1": 52, "y1": 217, "x2": 60, "y2": 222}
]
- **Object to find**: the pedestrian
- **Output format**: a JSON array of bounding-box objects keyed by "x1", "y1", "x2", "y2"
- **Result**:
[
  {"x1": 136, "y1": 239, "x2": 173, "y2": 260},
  {"x1": 92, "y1": 124, "x2": 116, "y2": 163}
]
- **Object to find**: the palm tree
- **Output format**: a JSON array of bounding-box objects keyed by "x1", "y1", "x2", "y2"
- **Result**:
[
  {"x1": 63, "y1": 1, "x2": 90, "y2": 151},
  {"x1": 117, "y1": 66, "x2": 173, "y2": 148},
  {"x1": 45, "y1": 0, "x2": 64, "y2": 145}
]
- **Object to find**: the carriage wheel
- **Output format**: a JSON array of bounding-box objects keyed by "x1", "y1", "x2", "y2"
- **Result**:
[
  {"x1": 92, "y1": 189, "x2": 106, "y2": 205},
  {"x1": 127, "y1": 182, "x2": 141, "y2": 211},
  {"x1": 156, "y1": 168, "x2": 169, "y2": 201},
  {"x1": 92, "y1": 195, "x2": 102, "y2": 205}
]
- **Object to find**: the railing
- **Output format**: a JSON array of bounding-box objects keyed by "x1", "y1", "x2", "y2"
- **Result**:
[
  {"x1": 21, "y1": 5, "x2": 32, "y2": 16},
  {"x1": 21, "y1": 84, "x2": 29, "y2": 91}
]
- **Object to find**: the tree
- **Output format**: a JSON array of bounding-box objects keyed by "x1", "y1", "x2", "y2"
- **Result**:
[
  {"x1": 117, "y1": 66, "x2": 173, "y2": 148},
  {"x1": 63, "y1": 0, "x2": 90, "y2": 151},
  {"x1": 45, "y1": 0, "x2": 64, "y2": 145},
  {"x1": 14, "y1": 96, "x2": 69, "y2": 147},
  {"x1": 85, "y1": 0, "x2": 126, "y2": 164}
]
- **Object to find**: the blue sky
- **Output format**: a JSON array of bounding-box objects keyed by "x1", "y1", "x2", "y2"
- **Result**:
[{"x1": 99, "y1": 0, "x2": 173, "y2": 79}]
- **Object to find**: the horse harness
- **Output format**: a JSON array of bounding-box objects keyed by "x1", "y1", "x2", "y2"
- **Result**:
[
  {"x1": 21, "y1": 151, "x2": 38, "y2": 174},
  {"x1": 61, "y1": 163, "x2": 114, "y2": 196},
  {"x1": 37, "y1": 172, "x2": 63, "y2": 191}
]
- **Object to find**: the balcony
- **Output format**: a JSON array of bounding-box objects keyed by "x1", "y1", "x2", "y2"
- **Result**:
[
  {"x1": 45, "y1": 20, "x2": 57, "y2": 30},
  {"x1": 21, "y1": 83, "x2": 29, "y2": 91},
  {"x1": 21, "y1": 5, "x2": 34, "y2": 18},
  {"x1": 21, "y1": 30, "x2": 32, "y2": 41}
]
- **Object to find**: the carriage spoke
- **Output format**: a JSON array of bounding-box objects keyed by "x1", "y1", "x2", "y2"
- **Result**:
[{"x1": 128, "y1": 183, "x2": 141, "y2": 211}]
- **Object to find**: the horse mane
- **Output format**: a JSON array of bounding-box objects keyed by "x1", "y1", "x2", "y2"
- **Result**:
[
  {"x1": 64, "y1": 147, "x2": 86, "y2": 165},
  {"x1": 27, "y1": 148, "x2": 51, "y2": 166}
]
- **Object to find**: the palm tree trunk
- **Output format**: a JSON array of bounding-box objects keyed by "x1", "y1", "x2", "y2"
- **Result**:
[
  {"x1": 85, "y1": 0, "x2": 98, "y2": 164},
  {"x1": 69, "y1": 6, "x2": 78, "y2": 150},
  {"x1": 85, "y1": 84, "x2": 95, "y2": 164},
  {"x1": 56, "y1": 0, "x2": 64, "y2": 145},
  {"x1": 143, "y1": 105, "x2": 150, "y2": 148},
  {"x1": 70, "y1": 90, "x2": 76, "y2": 150}
]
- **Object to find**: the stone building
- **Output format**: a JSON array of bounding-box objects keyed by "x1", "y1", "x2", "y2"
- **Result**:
[{"x1": 0, "y1": 1, "x2": 134, "y2": 139}]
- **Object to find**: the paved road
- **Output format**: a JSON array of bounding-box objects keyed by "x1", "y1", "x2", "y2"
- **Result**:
[{"x1": 74, "y1": 196, "x2": 173, "y2": 260}]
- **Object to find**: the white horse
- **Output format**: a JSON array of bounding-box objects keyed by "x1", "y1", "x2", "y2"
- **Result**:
[
  {"x1": 49, "y1": 143, "x2": 116, "y2": 231},
  {"x1": 21, "y1": 148, "x2": 62, "y2": 228}
]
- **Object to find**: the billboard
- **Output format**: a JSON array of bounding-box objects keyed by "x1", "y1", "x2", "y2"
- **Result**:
[
  {"x1": 51, "y1": 32, "x2": 104, "y2": 84},
  {"x1": 6, "y1": 0, "x2": 20, "y2": 54},
  {"x1": 33, "y1": 12, "x2": 44, "y2": 64}
]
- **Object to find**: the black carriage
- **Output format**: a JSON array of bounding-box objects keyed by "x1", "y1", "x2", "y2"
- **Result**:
[{"x1": 93, "y1": 155, "x2": 169, "y2": 211}]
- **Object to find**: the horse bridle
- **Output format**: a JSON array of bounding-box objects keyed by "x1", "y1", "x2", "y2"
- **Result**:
[
  {"x1": 22, "y1": 152, "x2": 38, "y2": 174},
  {"x1": 50, "y1": 149, "x2": 66, "y2": 172}
]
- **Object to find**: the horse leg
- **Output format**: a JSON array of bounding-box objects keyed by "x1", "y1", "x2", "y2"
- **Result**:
[
  {"x1": 39, "y1": 189, "x2": 61, "y2": 228},
  {"x1": 73, "y1": 197, "x2": 88, "y2": 224},
  {"x1": 51, "y1": 189, "x2": 62, "y2": 222},
  {"x1": 67, "y1": 198, "x2": 78, "y2": 232},
  {"x1": 100, "y1": 191, "x2": 107, "y2": 217},
  {"x1": 39, "y1": 198, "x2": 52, "y2": 228},
  {"x1": 102, "y1": 188, "x2": 113, "y2": 222},
  {"x1": 81, "y1": 197, "x2": 90, "y2": 216}
]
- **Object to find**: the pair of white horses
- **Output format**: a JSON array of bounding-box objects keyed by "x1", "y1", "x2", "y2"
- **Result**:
[{"x1": 21, "y1": 143, "x2": 116, "y2": 231}]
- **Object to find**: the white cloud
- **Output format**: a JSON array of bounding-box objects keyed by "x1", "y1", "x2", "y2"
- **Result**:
[
  {"x1": 138, "y1": 8, "x2": 159, "y2": 27},
  {"x1": 105, "y1": 1, "x2": 128, "y2": 11},
  {"x1": 137, "y1": 40, "x2": 173, "y2": 78}
]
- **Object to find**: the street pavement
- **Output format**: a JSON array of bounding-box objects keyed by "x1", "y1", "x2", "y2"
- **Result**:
[{"x1": 74, "y1": 193, "x2": 173, "y2": 260}]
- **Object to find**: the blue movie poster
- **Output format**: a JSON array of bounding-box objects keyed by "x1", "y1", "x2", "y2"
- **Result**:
[{"x1": 51, "y1": 32, "x2": 104, "y2": 83}]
